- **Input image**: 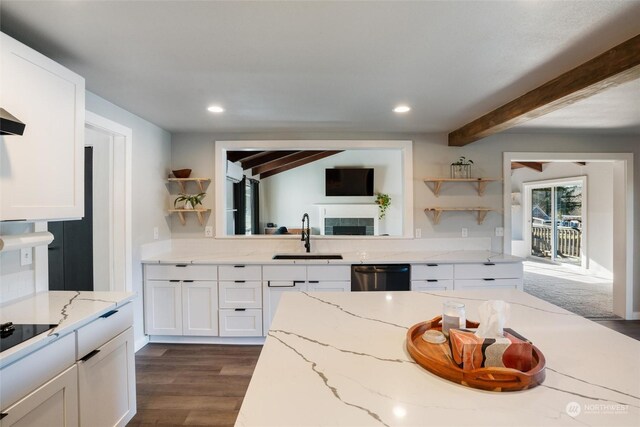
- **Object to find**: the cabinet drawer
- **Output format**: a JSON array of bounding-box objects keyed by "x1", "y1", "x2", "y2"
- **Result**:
[
  {"x1": 219, "y1": 281, "x2": 262, "y2": 309},
  {"x1": 1, "y1": 333, "x2": 75, "y2": 411},
  {"x1": 307, "y1": 281, "x2": 350, "y2": 292},
  {"x1": 145, "y1": 264, "x2": 218, "y2": 281},
  {"x1": 307, "y1": 265, "x2": 350, "y2": 281},
  {"x1": 76, "y1": 303, "x2": 133, "y2": 359},
  {"x1": 411, "y1": 264, "x2": 454, "y2": 280},
  {"x1": 218, "y1": 265, "x2": 261, "y2": 281},
  {"x1": 454, "y1": 263, "x2": 523, "y2": 279},
  {"x1": 263, "y1": 265, "x2": 306, "y2": 281},
  {"x1": 454, "y1": 278, "x2": 522, "y2": 290},
  {"x1": 219, "y1": 309, "x2": 263, "y2": 337},
  {"x1": 411, "y1": 279, "x2": 453, "y2": 292}
]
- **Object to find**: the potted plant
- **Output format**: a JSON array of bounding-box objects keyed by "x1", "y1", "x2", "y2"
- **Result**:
[
  {"x1": 174, "y1": 192, "x2": 206, "y2": 210},
  {"x1": 450, "y1": 156, "x2": 474, "y2": 179},
  {"x1": 375, "y1": 192, "x2": 391, "y2": 219}
]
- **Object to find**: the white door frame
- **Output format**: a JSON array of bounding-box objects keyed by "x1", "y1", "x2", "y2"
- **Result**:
[
  {"x1": 503, "y1": 152, "x2": 634, "y2": 319},
  {"x1": 522, "y1": 176, "x2": 588, "y2": 269},
  {"x1": 84, "y1": 111, "x2": 132, "y2": 292}
]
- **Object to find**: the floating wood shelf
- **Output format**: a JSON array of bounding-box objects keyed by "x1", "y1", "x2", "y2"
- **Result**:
[
  {"x1": 167, "y1": 178, "x2": 211, "y2": 193},
  {"x1": 423, "y1": 178, "x2": 501, "y2": 197},
  {"x1": 424, "y1": 207, "x2": 497, "y2": 225},
  {"x1": 168, "y1": 208, "x2": 211, "y2": 226}
]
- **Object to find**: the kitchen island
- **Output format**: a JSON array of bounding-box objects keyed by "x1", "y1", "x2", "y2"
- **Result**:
[{"x1": 237, "y1": 289, "x2": 639, "y2": 426}]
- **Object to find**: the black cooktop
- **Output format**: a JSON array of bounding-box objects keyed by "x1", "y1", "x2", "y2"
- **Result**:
[{"x1": 0, "y1": 323, "x2": 58, "y2": 353}]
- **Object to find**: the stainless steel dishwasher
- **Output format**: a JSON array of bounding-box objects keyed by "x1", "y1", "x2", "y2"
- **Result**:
[{"x1": 351, "y1": 264, "x2": 411, "y2": 291}]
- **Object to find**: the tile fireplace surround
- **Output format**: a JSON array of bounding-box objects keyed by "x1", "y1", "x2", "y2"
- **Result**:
[{"x1": 317, "y1": 204, "x2": 379, "y2": 236}]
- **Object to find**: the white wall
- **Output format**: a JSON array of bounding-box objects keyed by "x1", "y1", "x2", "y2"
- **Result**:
[
  {"x1": 510, "y1": 162, "x2": 614, "y2": 278},
  {"x1": 259, "y1": 149, "x2": 402, "y2": 235},
  {"x1": 0, "y1": 223, "x2": 36, "y2": 303},
  {"x1": 85, "y1": 91, "x2": 171, "y2": 347}
]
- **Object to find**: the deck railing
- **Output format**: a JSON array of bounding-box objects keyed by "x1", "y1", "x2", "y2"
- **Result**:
[{"x1": 531, "y1": 224, "x2": 581, "y2": 258}]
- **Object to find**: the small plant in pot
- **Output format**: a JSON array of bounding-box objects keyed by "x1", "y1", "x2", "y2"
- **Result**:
[
  {"x1": 375, "y1": 192, "x2": 391, "y2": 219},
  {"x1": 450, "y1": 156, "x2": 474, "y2": 179},
  {"x1": 174, "y1": 192, "x2": 206, "y2": 210}
]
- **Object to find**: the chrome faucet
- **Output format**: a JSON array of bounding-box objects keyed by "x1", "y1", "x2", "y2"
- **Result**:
[{"x1": 301, "y1": 213, "x2": 311, "y2": 253}]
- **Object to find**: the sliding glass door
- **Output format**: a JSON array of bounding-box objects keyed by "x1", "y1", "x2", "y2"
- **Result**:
[{"x1": 526, "y1": 178, "x2": 585, "y2": 266}]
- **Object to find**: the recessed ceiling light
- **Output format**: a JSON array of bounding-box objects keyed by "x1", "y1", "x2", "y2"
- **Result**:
[
  {"x1": 393, "y1": 105, "x2": 411, "y2": 113},
  {"x1": 207, "y1": 105, "x2": 225, "y2": 113}
]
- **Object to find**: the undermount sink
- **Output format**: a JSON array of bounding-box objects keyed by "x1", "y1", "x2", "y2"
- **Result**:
[{"x1": 272, "y1": 254, "x2": 343, "y2": 260}]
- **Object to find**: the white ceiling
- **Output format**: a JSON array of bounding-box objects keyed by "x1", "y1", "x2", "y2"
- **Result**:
[{"x1": 1, "y1": 1, "x2": 639, "y2": 136}]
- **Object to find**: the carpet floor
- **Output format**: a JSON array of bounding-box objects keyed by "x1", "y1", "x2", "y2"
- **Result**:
[{"x1": 523, "y1": 260, "x2": 615, "y2": 319}]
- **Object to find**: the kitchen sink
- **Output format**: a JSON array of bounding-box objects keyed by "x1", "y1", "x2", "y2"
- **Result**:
[{"x1": 272, "y1": 254, "x2": 343, "y2": 260}]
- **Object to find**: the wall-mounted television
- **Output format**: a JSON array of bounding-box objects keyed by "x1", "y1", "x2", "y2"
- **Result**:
[{"x1": 325, "y1": 168, "x2": 374, "y2": 196}]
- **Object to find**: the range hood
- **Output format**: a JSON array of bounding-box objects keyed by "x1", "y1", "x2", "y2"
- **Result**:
[{"x1": 0, "y1": 108, "x2": 26, "y2": 136}]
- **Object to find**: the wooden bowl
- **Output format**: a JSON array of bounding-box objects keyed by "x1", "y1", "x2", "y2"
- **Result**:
[{"x1": 172, "y1": 169, "x2": 191, "y2": 179}]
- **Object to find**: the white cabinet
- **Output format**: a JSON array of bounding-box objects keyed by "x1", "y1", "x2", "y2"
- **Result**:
[
  {"x1": 182, "y1": 282, "x2": 219, "y2": 336},
  {"x1": 219, "y1": 309, "x2": 263, "y2": 337},
  {"x1": 144, "y1": 264, "x2": 219, "y2": 337},
  {"x1": 453, "y1": 262, "x2": 523, "y2": 290},
  {"x1": 0, "y1": 32, "x2": 85, "y2": 221},
  {"x1": 0, "y1": 365, "x2": 78, "y2": 427},
  {"x1": 411, "y1": 280, "x2": 453, "y2": 292},
  {"x1": 144, "y1": 280, "x2": 183, "y2": 335},
  {"x1": 262, "y1": 265, "x2": 350, "y2": 335},
  {"x1": 77, "y1": 328, "x2": 135, "y2": 427},
  {"x1": 411, "y1": 263, "x2": 454, "y2": 293},
  {"x1": 219, "y1": 281, "x2": 262, "y2": 309}
]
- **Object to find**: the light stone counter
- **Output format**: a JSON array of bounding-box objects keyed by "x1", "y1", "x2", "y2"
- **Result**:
[
  {"x1": 0, "y1": 291, "x2": 135, "y2": 368},
  {"x1": 142, "y1": 249, "x2": 522, "y2": 265},
  {"x1": 237, "y1": 290, "x2": 639, "y2": 427}
]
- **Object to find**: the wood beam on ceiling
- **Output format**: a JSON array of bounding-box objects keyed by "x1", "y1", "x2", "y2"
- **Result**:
[
  {"x1": 448, "y1": 34, "x2": 640, "y2": 146},
  {"x1": 511, "y1": 162, "x2": 545, "y2": 172},
  {"x1": 226, "y1": 151, "x2": 265, "y2": 163},
  {"x1": 239, "y1": 151, "x2": 299, "y2": 170},
  {"x1": 251, "y1": 151, "x2": 326, "y2": 175},
  {"x1": 259, "y1": 151, "x2": 342, "y2": 179}
]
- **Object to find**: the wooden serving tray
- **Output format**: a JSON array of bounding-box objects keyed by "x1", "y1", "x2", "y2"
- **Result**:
[{"x1": 406, "y1": 316, "x2": 545, "y2": 391}]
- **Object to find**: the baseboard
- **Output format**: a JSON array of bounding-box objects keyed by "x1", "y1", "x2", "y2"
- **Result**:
[
  {"x1": 148, "y1": 335, "x2": 266, "y2": 345},
  {"x1": 134, "y1": 335, "x2": 150, "y2": 352}
]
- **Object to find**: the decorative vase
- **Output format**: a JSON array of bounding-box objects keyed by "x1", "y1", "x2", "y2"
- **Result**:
[
  {"x1": 450, "y1": 164, "x2": 471, "y2": 179},
  {"x1": 184, "y1": 201, "x2": 194, "y2": 210}
]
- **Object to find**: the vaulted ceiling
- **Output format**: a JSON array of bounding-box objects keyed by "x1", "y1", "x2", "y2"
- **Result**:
[{"x1": 1, "y1": 1, "x2": 639, "y2": 138}]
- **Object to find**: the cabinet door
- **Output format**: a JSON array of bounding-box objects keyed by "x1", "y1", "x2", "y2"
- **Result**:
[
  {"x1": 306, "y1": 281, "x2": 350, "y2": 292},
  {"x1": 144, "y1": 280, "x2": 182, "y2": 335},
  {"x1": 182, "y1": 281, "x2": 218, "y2": 336},
  {"x1": 0, "y1": 365, "x2": 78, "y2": 427},
  {"x1": 262, "y1": 280, "x2": 306, "y2": 335},
  {"x1": 0, "y1": 32, "x2": 85, "y2": 221},
  {"x1": 77, "y1": 328, "x2": 136, "y2": 427}
]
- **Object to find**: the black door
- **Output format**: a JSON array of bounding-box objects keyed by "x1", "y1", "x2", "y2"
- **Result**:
[{"x1": 48, "y1": 147, "x2": 94, "y2": 291}]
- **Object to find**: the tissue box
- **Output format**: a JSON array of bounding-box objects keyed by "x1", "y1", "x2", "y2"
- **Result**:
[{"x1": 448, "y1": 328, "x2": 533, "y2": 372}]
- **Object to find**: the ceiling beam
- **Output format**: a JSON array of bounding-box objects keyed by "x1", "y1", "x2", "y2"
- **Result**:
[
  {"x1": 511, "y1": 161, "x2": 544, "y2": 172},
  {"x1": 448, "y1": 34, "x2": 640, "y2": 146},
  {"x1": 227, "y1": 151, "x2": 265, "y2": 163},
  {"x1": 239, "y1": 151, "x2": 299, "y2": 170},
  {"x1": 252, "y1": 151, "x2": 328, "y2": 175},
  {"x1": 260, "y1": 151, "x2": 342, "y2": 179}
]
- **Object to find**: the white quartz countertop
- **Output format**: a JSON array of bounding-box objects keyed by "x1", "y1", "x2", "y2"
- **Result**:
[
  {"x1": 142, "y1": 250, "x2": 522, "y2": 265},
  {"x1": 0, "y1": 291, "x2": 135, "y2": 368},
  {"x1": 237, "y1": 290, "x2": 640, "y2": 427}
]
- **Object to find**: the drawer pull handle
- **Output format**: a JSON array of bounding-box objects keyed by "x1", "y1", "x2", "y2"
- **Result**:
[
  {"x1": 267, "y1": 281, "x2": 296, "y2": 288},
  {"x1": 176, "y1": 264, "x2": 188, "y2": 268},
  {"x1": 484, "y1": 263, "x2": 496, "y2": 266},
  {"x1": 234, "y1": 308, "x2": 246, "y2": 311},
  {"x1": 80, "y1": 349, "x2": 101, "y2": 362},
  {"x1": 308, "y1": 280, "x2": 319, "y2": 284},
  {"x1": 1, "y1": 413, "x2": 8, "y2": 420},
  {"x1": 100, "y1": 310, "x2": 118, "y2": 319},
  {"x1": 183, "y1": 280, "x2": 194, "y2": 283},
  {"x1": 170, "y1": 280, "x2": 180, "y2": 283},
  {"x1": 426, "y1": 263, "x2": 439, "y2": 267},
  {"x1": 234, "y1": 265, "x2": 246, "y2": 268},
  {"x1": 427, "y1": 279, "x2": 438, "y2": 282},
  {"x1": 235, "y1": 280, "x2": 246, "y2": 283},
  {"x1": 483, "y1": 278, "x2": 496, "y2": 281}
]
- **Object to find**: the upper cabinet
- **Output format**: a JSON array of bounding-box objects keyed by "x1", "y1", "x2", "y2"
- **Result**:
[{"x1": 0, "y1": 32, "x2": 85, "y2": 221}]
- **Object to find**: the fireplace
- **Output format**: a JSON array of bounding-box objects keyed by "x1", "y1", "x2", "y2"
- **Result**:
[{"x1": 318, "y1": 204, "x2": 379, "y2": 236}]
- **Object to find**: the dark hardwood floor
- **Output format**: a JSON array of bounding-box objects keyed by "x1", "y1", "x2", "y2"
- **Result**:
[
  {"x1": 127, "y1": 344, "x2": 262, "y2": 427},
  {"x1": 127, "y1": 321, "x2": 638, "y2": 426}
]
